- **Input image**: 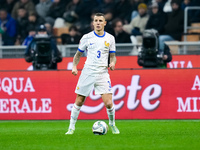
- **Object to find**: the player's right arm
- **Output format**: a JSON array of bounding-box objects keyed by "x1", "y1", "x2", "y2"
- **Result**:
[
  {"x1": 72, "y1": 51, "x2": 83, "y2": 76},
  {"x1": 72, "y1": 34, "x2": 87, "y2": 75}
]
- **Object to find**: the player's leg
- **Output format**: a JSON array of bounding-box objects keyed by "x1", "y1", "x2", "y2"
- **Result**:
[
  {"x1": 95, "y1": 73, "x2": 116, "y2": 126},
  {"x1": 101, "y1": 93, "x2": 115, "y2": 125},
  {"x1": 101, "y1": 94, "x2": 120, "y2": 134},
  {"x1": 66, "y1": 72, "x2": 94, "y2": 134},
  {"x1": 95, "y1": 73, "x2": 120, "y2": 134},
  {"x1": 65, "y1": 94, "x2": 85, "y2": 134}
]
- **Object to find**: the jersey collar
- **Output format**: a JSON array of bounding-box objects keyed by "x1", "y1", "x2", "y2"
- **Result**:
[{"x1": 93, "y1": 31, "x2": 105, "y2": 38}]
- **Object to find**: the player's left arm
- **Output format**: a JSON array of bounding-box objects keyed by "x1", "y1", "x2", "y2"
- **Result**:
[
  {"x1": 109, "y1": 36, "x2": 117, "y2": 71},
  {"x1": 109, "y1": 53, "x2": 116, "y2": 71}
]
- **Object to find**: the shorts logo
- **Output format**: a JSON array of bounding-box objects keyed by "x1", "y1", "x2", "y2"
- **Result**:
[
  {"x1": 107, "y1": 81, "x2": 111, "y2": 88},
  {"x1": 76, "y1": 86, "x2": 79, "y2": 90}
]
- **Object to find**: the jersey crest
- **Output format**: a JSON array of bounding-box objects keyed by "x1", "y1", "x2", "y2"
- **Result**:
[
  {"x1": 104, "y1": 41, "x2": 109, "y2": 49},
  {"x1": 105, "y1": 41, "x2": 110, "y2": 47}
]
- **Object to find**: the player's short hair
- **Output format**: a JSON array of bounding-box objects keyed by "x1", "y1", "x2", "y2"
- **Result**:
[{"x1": 94, "y1": 13, "x2": 105, "y2": 20}]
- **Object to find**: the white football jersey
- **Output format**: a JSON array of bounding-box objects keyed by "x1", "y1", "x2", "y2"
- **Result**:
[{"x1": 78, "y1": 31, "x2": 116, "y2": 74}]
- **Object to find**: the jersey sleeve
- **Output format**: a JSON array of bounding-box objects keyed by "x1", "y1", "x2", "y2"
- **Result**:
[
  {"x1": 109, "y1": 36, "x2": 116, "y2": 53},
  {"x1": 78, "y1": 35, "x2": 88, "y2": 53}
]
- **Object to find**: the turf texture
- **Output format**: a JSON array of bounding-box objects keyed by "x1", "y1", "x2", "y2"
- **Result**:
[{"x1": 0, "y1": 120, "x2": 200, "y2": 150}]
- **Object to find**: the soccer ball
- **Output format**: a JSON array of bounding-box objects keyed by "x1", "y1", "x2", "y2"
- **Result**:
[{"x1": 92, "y1": 121, "x2": 108, "y2": 135}]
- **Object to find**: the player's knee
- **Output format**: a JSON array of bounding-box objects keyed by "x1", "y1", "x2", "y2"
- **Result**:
[
  {"x1": 75, "y1": 94, "x2": 86, "y2": 106},
  {"x1": 104, "y1": 101, "x2": 113, "y2": 109}
]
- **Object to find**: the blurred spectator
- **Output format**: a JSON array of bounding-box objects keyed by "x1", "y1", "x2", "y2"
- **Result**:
[
  {"x1": 161, "y1": 44, "x2": 172, "y2": 68},
  {"x1": 53, "y1": 0, "x2": 97, "y2": 30},
  {"x1": 181, "y1": 0, "x2": 192, "y2": 22},
  {"x1": 62, "y1": 0, "x2": 81, "y2": 25},
  {"x1": 22, "y1": 26, "x2": 36, "y2": 45},
  {"x1": 92, "y1": 0, "x2": 114, "y2": 33},
  {"x1": 74, "y1": 0, "x2": 98, "y2": 30},
  {"x1": 146, "y1": 2, "x2": 167, "y2": 34},
  {"x1": 61, "y1": 25, "x2": 81, "y2": 44},
  {"x1": 0, "y1": 8, "x2": 17, "y2": 45},
  {"x1": 26, "y1": 12, "x2": 45, "y2": 35},
  {"x1": 113, "y1": 0, "x2": 133, "y2": 23},
  {"x1": 44, "y1": 22, "x2": 53, "y2": 35},
  {"x1": 0, "y1": 0, "x2": 17, "y2": 14},
  {"x1": 123, "y1": 3, "x2": 149, "y2": 36},
  {"x1": 130, "y1": 0, "x2": 144, "y2": 20},
  {"x1": 11, "y1": 0, "x2": 36, "y2": 20},
  {"x1": 16, "y1": 6, "x2": 29, "y2": 44},
  {"x1": 159, "y1": 0, "x2": 184, "y2": 51},
  {"x1": 95, "y1": 0, "x2": 114, "y2": 21},
  {"x1": 163, "y1": 0, "x2": 172, "y2": 13},
  {"x1": 156, "y1": 0, "x2": 166, "y2": 12},
  {"x1": 36, "y1": 0, "x2": 52, "y2": 20},
  {"x1": 22, "y1": 23, "x2": 52, "y2": 46},
  {"x1": 45, "y1": 0, "x2": 65, "y2": 26},
  {"x1": 111, "y1": 18, "x2": 131, "y2": 43},
  {"x1": 181, "y1": 0, "x2": 192, "y2": 10},
  {"x1": 79, "y1": 20, "x2": 94, "y2": 35}
]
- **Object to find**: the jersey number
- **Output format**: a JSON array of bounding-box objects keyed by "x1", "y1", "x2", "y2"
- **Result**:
[{"x1": 97, "y1": 50, "x2": 101, "y2": 58}]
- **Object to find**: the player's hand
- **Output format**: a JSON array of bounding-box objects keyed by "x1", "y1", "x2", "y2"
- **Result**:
[
  {"x1": 72, "y1": 66, "x2": 78, "y2": 76},
  {"x1": 109, "y1": 62, "x2": 115, "y2": 71}
]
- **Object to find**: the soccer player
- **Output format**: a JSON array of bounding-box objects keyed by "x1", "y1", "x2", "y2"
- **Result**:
[{"x1": 65, "y1": 13, "x2": 120, "y2": 135}]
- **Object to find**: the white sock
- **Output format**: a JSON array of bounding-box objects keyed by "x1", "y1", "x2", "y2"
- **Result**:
[
  {"x1": 107, "y1": 106, "x2": 115, "y2": 126},
  {"x1": 69, "y1": 103, "x2": 81, "y2": 130}
]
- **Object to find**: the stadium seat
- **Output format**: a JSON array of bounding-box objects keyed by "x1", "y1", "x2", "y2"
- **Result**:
[
  {"x1": 53, "y1": 27, "x2": 69, "y2": 44},
  {"x1": 191, "y1": 23, "x2": 200, "y2": 33},
  {"x1": 186, "y1": 23, "x2": 200, "y2": 41},
  {"x1": 186, "y1": 34, "x2": 199, "y2": 41}
]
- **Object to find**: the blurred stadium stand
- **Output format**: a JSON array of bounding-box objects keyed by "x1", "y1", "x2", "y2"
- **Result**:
[
  {"x1": 0, "y1": 6, "x2": 200, "y2": 58},
  {"x1": 0, "y1": 42, "x2": 200, "y2": 58}
]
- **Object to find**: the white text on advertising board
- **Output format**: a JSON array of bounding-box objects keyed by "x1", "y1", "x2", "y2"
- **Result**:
[{"x1": 0, "y1": 77, "x2": 52, "y2": 113}]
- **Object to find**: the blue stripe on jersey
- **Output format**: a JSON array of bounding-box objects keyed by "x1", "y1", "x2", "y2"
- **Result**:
[
  {"x1": 109, "y1": 51, "x2": 115, "y2": 53},
  {"x1": 93, "y1": 31, "x2": 105, "y2": 38},
  {"x1": 78, "y1": 48, "x2": 84, "y2": 52}
]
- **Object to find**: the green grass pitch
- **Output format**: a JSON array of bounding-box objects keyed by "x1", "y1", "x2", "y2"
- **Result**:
[{"x1": 0, "y1": 120, "x2": 200, "y2": 150}]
